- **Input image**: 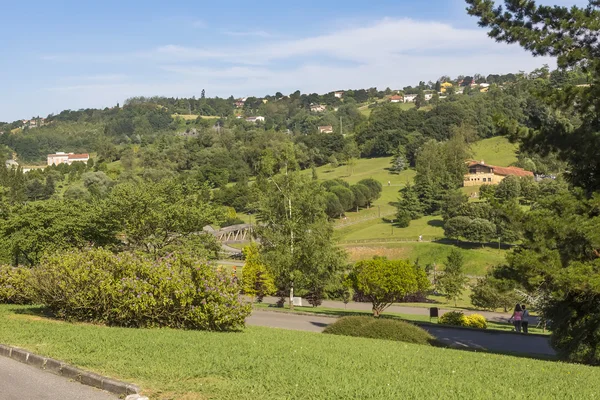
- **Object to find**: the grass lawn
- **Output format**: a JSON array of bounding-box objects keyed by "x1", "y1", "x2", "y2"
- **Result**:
[
  {"x1": 471, "y1": 136, "x2": 518, "y2": 167},
  {"x1": 336, "y1": 215, "x2": 445, "y2": 242},
  {"x1": 1, "y1": 305, "x2": 597, "y2": 399},
  {"x1": 341, "y1": 241, "x2": 506, "y2": 276}
]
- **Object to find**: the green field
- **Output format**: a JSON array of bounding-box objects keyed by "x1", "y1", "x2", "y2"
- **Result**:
[
  {"x1": 341, "y1": 242, "x2": 506, "y2": 276},
  {"x1": 1, "y1": 305, "x2": 597, "y2": 399},
  {"x1": 471, "y1": 136, "x2": 518, "y2": 167}
]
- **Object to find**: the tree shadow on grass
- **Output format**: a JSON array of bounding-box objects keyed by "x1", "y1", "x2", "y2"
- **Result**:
[
  {"x1": 427, "y1": 219, "x2": 444, "y2": 228},
  {"x1": 432, "y1": 238, "x2": 514, "y2": 251}
]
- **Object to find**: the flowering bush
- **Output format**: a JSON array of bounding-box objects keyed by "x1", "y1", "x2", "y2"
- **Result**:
[
  {"x1": 439, "y1": 311, "x2": 487, "y2": 329},
  {"x1": 466, "y1": 314, "x2": 488, "y2": 329},
  {"x1": 31, "y1": 249, "x2": 251, "y2": 331},
  {"x1": 0, "y1": 266, "x2": 34, "y2": 304},
  {"x1": 439, "y1": 311, "x2": 468, "y2": 327}
]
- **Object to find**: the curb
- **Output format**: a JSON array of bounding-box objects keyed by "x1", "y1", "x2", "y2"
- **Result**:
[{"x1": 0, "y1": 343, "x2": 140, "y2": 397}]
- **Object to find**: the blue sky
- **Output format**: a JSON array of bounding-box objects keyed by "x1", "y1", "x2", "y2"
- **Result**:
[{"x1": 0, "y1": 0, "x2": 590, "y2": 121}]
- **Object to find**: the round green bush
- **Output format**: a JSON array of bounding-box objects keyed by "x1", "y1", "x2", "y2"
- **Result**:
[
  {"x1": 0, "y1": 266, "x2": 34, "y2": 304},
  {"x1": 323, "y1": 316, "x2": 436, "y2": 346},
  {"x1": 439, "y1": 311, "x2": 468, "y2": 327},
  {"x1": 30, "y1": 249, "x2": 251, "y2": 331}
]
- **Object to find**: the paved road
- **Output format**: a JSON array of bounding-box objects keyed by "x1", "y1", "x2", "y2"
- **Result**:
[
  {"x1": 0, "y1": 356, "x2": 116, "y2": 400},
  {"x1": 247, "y1": 310, "x2": 555, "y2": 356},
  {"x1": 259, "y1": 296, "x2": 537, "y2": 324}
]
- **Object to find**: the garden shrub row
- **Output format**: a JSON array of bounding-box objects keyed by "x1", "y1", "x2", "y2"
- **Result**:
[
  {"x1": 439, "y1": 311, "x2": 487, "y2": 329},
  {"x1": 30, "y1": 249, "x2": 251, "y2": 331},
  {"x1": 324, "y1": 316, "x2": 437, "y2": 346}
]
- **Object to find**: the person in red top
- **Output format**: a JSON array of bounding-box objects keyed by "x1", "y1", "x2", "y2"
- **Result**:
[{"x1": 509, "y1": 304, "x2": 523, "y2": 333}]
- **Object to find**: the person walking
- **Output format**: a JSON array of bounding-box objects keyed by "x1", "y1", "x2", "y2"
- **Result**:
[
  {"x1": 509, "y1": 304, "x2": 523, "y2": 333},
  {"x1": 521, "y1": 305, "x2": 530, "y2": 334}
]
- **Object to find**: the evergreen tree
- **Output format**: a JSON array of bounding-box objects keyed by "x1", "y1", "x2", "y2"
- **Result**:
[{"x1": 437, "y1": 249, "x2": 468, "y2": 306}]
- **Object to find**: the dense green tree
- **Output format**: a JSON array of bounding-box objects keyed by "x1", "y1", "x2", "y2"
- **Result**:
[
  {"x1": 254, "y1": 173, "x2": 346, "y2": 309},
  {"x1": 105, "y1": 180, "x2": 222, "y2": 257},
  {"x1": 348, "y1": 258, "x2": 428, "y2": 317},
  {"x1": 0, "y1": 200, "x2": 118, "y2": 266},
  {"x1": 437, "y1": 250, "x2": 469, "y2": 306}
]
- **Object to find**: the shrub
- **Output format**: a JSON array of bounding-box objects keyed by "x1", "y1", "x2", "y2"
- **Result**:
[
  {"x1": 466, "y1": 314, "x2": 488, "y2": 329},
  {"x1": 439, "y1": 311, "x2": 468, "y2": 327},
  {"x1": 439, "y1": 311, "x2": 488, "y2": 329},
  {"x1": 324, "y1": 316, "x2": 436, "y2": 346},
  {"x1": 31, "y1": 249, "x2": 251, "y2": 331},
  {"x1": 0, "y1": 266, "x2": 34, "y2": 304}
]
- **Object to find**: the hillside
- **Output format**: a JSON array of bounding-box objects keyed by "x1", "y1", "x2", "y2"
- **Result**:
[
  {"x1": 471, "y1": 136, "x2": 518, "y2": 167},
  {"x1": 305, "y1": 136, "x2": 519, "y2": 276}
]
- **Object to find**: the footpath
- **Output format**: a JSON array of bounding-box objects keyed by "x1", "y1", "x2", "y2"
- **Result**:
[
  {"x1": 259, "y1": 296, "x2": 537, "y2": 324},
  {"x1": 246, "y1": 310, "x2": 555, "y2": 357}
]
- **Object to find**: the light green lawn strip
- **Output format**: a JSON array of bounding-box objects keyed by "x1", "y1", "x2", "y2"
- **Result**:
[
  {"x1": 0, "y1": 305, "x2": 595, "y2": 400},
  {"x1": 471, "y1": 136, "x2": 518, "y2": 167}
]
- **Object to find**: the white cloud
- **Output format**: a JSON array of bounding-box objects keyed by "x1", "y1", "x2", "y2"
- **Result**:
[{"x1": 28, "y1": 17, "x2": 557, "y2": 119}]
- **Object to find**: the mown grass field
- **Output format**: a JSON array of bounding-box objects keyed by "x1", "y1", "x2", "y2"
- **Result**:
[
  {"x1": 341, "y1": 241, "x2": 506, "y2": 276},
  {"x1": 471, "y1": 136, "x2": 518, "y2": 167},
  {"x1": 1, "y1": 305, "x2": 596, "y2": 400}
]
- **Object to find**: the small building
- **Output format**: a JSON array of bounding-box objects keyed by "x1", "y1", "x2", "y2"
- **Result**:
[
  {"x1": 5, "y1": 159, "x2": 18, "y2": 168},
  {"x1": 424, "y1": 93, "x2": 433, "y2": 101},
  {"x1": 234, "y1": 98, "x2": 247, "y2": 108},
  {"x1": 245, "y1": 116, "x2": 265, "y2": 123},
  {"x1": 318, "y1": 125, "x2": 334, "y2": 134},
  {"x1": 310, "y1": 104, "x2": 327, "y2": 112},
  {"x1": 389, "y1": 95, "x2": 403, "y2": 103},
  {"x1": 334, "y1": 91, "x2": 344, "y2": 99},
  {"x1": 47, "y1": 152, "x2": 90, "y2": 166},
  {"x1": 464, "y1": 161, "x2": 533, "y2": 187},
  {"x1": 403, "y1": 94, "x2": 417, "y2": 103}
]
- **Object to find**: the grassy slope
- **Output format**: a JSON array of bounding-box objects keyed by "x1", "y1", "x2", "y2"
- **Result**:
[
  {"x1": 1, "y1": 305, "x2": 597, "y2": 400},
  {"x1": 341, "y1": 241, "x2": 506, "y2": 276},
  {"x1": 470, "y1": 136, "x2": 518, "y2": 167}
]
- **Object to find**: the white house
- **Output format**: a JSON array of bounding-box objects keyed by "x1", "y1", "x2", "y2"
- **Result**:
[
  {"x1": 424, "y1": 93, "x2": 433, "y2": 101},
  {"x1": 318, "y1": 125, "x2": 334, "y2": 133},
  {"x1": 334, "y1": 91, "x2": 344, "y2": 99},
  {"x1": 47, "y1": 152, "x2": 90, "y2": 166},
  {"x1": 245, "y1": 116, "x2": 265, "y2": 123},
  {"x1": 389, "y1": 95, "x2": 403, "y2": 103},
  {"x1": 310, "y1": 104, "x2": 327, "y2": 112},
  {"x1": 5, "y1": 159, "x2": 18, "y2": 168},
  {"x1": 403, "y1": 94, "x2": 418, "y2": 103}
]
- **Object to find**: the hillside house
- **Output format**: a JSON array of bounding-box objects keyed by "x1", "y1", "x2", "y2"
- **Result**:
[
  {"x1": 245, "y1": 116, "x2": 265, "y2": 123},
  {"x1": 234, "y1": 98, "x2": 247, "y2": 108},
  {"x1": 334, "y1": 91, "x2": 344, "y2": 99},
  {"x1": 5, "y1": 159, "x2": 18, "y2": 168},
  {"x1": 310, "y1": 104, "x2": 327, "y2": 112},
  {"x1": 424, "y1": 93, "x2": 433, "y2": 101},
  {"x1": 318, "y1": 125, "x2": 334, "y2": 134},
  {"x1": 47, "y1": 152, "x2": 90, "y2": 166},
  {"x1": 403, "y1": 94, "x2": 417, "y2": 103},
  {"x1": 464, "y1": 161, "x2": 533, "y2": 187},
  {"x1": 389, "y1": 95, "x2": 403, "y2": 103}
]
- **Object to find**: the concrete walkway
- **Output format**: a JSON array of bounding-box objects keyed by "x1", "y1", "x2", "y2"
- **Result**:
[
  {"x1": 247, "y1": 310, "x2": 555, "y2": 356},
  {"x1": 0, "y1": 356, "x2": 116, "y2": 400}
]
